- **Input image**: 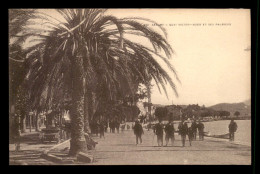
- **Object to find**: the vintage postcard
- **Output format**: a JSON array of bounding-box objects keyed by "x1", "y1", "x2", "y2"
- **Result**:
[{"x1": 9, "y1": 9, "x2": 251, "y2": 165}]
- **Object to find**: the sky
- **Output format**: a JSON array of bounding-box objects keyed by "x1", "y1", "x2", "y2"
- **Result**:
[
  {"x1": 25, "y1": 9, "x2": 251, "y2": 107},
  {"x1": 106, "y1": 9, "x2": 251, "y2": 107}
]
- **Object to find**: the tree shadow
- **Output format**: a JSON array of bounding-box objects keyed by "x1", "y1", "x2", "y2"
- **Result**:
[
  {"x1": 225, "y1": 145, "x2": 240, "y2": 149},
  {"x1": 113, "y1": 144, "x2": 138, "y2": 146},
  {"x1": 10, "y1": 150, "x2": 43, "y2": 161},
  {"x1": 10, "y1": 133, "x2": 42, "y2": 145},
  {"x1": 96, "y1": 149, "x2": 249, "y2": 153},
  {"x1": 140, "y1": 145, "x2": 184, "y2": 147}
]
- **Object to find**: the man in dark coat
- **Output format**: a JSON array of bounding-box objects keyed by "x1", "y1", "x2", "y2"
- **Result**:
[
  {"x1": 178, "y1": 119, "x2": 188, "y2": 147},
  {"x1": 191, "y1": 120, "x2": 198, "y2": 140},
  {"x1": 197, "y1": 120, "x2": 205, "y2": 140},
  {"x1": 133, "y1": 120, "x2": 144, "y2": 145},
  {"x1": 154, "y1": 120, "x2": 164, "y2": 147},
  {"x1": 228, "y1": 119, "x2": 237, "y2": 141},
  {"x1": 115, "y1": 120, "x2": 120, "y2": 133},
  {"x1": 99, "y1": 121, "x2": 105, "y2": 138},
  {"x1": 164, "y1": 120, "x2": 175, "y2": 146},
  {"x1": 111, "y1": 120, "x2": 116, "y2": 133},
  {"x1": 188, "y1": 127, "x2": 193, "y2": 146}
]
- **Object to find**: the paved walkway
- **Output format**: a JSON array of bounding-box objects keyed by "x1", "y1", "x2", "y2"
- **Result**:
[
  {"x1": 89, "y1": 130, "x2": 251, "y2": 165},
  {"x1": 9, "y1": 132, "x2": 56, "y2": 165},
  {"x1": 9, "y1": 129, "x2": 251, "y2": 165}
]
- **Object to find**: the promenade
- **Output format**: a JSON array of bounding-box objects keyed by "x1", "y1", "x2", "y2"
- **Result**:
[
  {"x1": 9, "y1": 132, "x2": 55, "y2": 165},
  {"x1": 91, "y1": 129, "x2": 251, "y2": 165},
  {"x1": 9, "y1": 129, "x2": 251, "y2": 165}
]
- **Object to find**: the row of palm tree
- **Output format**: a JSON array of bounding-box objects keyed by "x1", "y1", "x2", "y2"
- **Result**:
[{"x1": 9, "y1": 9, "x2": 179, "y2": 156}]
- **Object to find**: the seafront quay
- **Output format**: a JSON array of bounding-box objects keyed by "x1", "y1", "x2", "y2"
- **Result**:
[{"x1": 9, "y1": 129, "x2": 251, "y2": 165}]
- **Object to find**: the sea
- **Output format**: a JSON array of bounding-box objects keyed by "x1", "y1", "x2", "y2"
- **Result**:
[
  {"x1": 202, "y1": 120, "x2": 251, "y2": 146},
  {"x1": 138, "y1": 119, "x2": 251, "y2": 147},
  {"x1": 180, "y1": 120, "x2": 251, "y2": 146}
]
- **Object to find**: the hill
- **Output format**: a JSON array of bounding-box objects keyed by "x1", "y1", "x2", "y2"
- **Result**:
[
  {"x1": 243, "y1": 99, "x2": 251, "y2": 106},
  {"x1": 153, "y1": 104, "x2": 166, "y2": 108},
  {"x1": 152, "y1": 100, "x2": 251, "y2": 117},
  {"x1": 209, "y1": 102, "x2": 251, "y2": 117}
]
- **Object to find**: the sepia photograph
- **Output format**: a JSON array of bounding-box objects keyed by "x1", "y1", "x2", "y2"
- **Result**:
[{"x1": 9, "y1": 8, "x2": 251, "y2": 165}]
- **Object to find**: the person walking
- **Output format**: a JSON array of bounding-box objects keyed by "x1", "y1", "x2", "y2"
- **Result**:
[
  {"x1": 99, "y1": 121, "x2": 105, "y2": 139},
  {"x1": 164, "y1": 119, "x2": 175, "y2": 146},
  {"x1": 109, "y1": 120, "x2": 112, "y2": 133},
  {"x1": 197, "y1": 120, "x2": 205, "y2": 140},
  {"x1": 228, "y1": 118, "x2": 237, "y2": 141},
  {"x1": 133, "y1": 120, "x2": 144, "y2": 145},
  {"x1": 154, "y1": 120, "x2": 164, "y2": 147},
  {"x1": 178, "y1": 119, "x2": 188, "y2": 147},
  {"x1": 187, "y1": 127, "x2": 193, "y2": 146},
  {"x1": 191, "y1": 120, "x2": 198, "y2": 140},
  {"x1": 115, "y1": 120, "x2": 120, "y2": 133},
  {"x1": 111, "y1": 120, "x2": 116, "y2": 133}
]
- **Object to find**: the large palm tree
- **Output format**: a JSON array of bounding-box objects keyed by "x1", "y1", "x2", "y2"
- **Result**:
[{"x1": 10, "y1": 9, "x2": 180, "y2": 156}]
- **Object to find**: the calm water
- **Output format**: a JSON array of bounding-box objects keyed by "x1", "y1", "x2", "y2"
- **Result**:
[
  {"x1": 145, "y1": 120, "x2": 251, "y2": 146},
  {"x1": 185, "y1": 120, "x2": 251, "y2": 146}
]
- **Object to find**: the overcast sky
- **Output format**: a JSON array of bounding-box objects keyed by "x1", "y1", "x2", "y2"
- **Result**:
[{"x1": 107, "y1": 9, "x2": 251, "y2": 107}]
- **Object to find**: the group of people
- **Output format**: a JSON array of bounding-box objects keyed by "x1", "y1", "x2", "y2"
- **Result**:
[
  {"x1": 133, "y1": 119, "x2": 205, "y2": 147},
  {"x1": 89, "y1": 119, "x2": 122, "y2": 138},
  {"x1": 155, "y1": 119, "x2": 205, "y2": 147},
  {"x1": 90, "y1": 120, "x2": 108, "y2": 138},
  {"x1": 109, "y1": 120, "x2": 120, "y2": 133},
  {"x1": 177, "y1": 119, "x2": 205, "y2": 147}
]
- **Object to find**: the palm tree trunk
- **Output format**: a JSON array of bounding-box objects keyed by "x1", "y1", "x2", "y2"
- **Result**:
[
  {"x1": 146, "y1": 82, "x2": 152, "y2": 119},
  {"x1": 69, "y1": 57, "x2": 87, "y2": 156},
  {"x1": 29, "y1": 114, "x2": 32, "y2": 132},
  {"x1": 91, "y1": 92, "x2": 99, "y2": 120},
  {"x1": 20, "y1": 115, "x2": 26, "y2": 133},
  {"x1": 35, "y1": 111, "x2": 39, "y2": 131},
  {"x1": 87, "y1": 91, "x2": 98, "y2": 123},
  {"x1": 84, "y1": 89, "x2": 91, "y2": 133}
]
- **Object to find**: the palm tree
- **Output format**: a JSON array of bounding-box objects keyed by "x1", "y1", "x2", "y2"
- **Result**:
[
  {"x1": 9, "y1": 9, "x2": 37, "y2": 134},
  {"x1": 10, "y1": 9, "x2": 180, "y2": 156}
]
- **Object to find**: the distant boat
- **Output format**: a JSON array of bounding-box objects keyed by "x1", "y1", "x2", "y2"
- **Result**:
[{"x1": 204, "y1": 132, "x2": 230, "y2": 139}]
